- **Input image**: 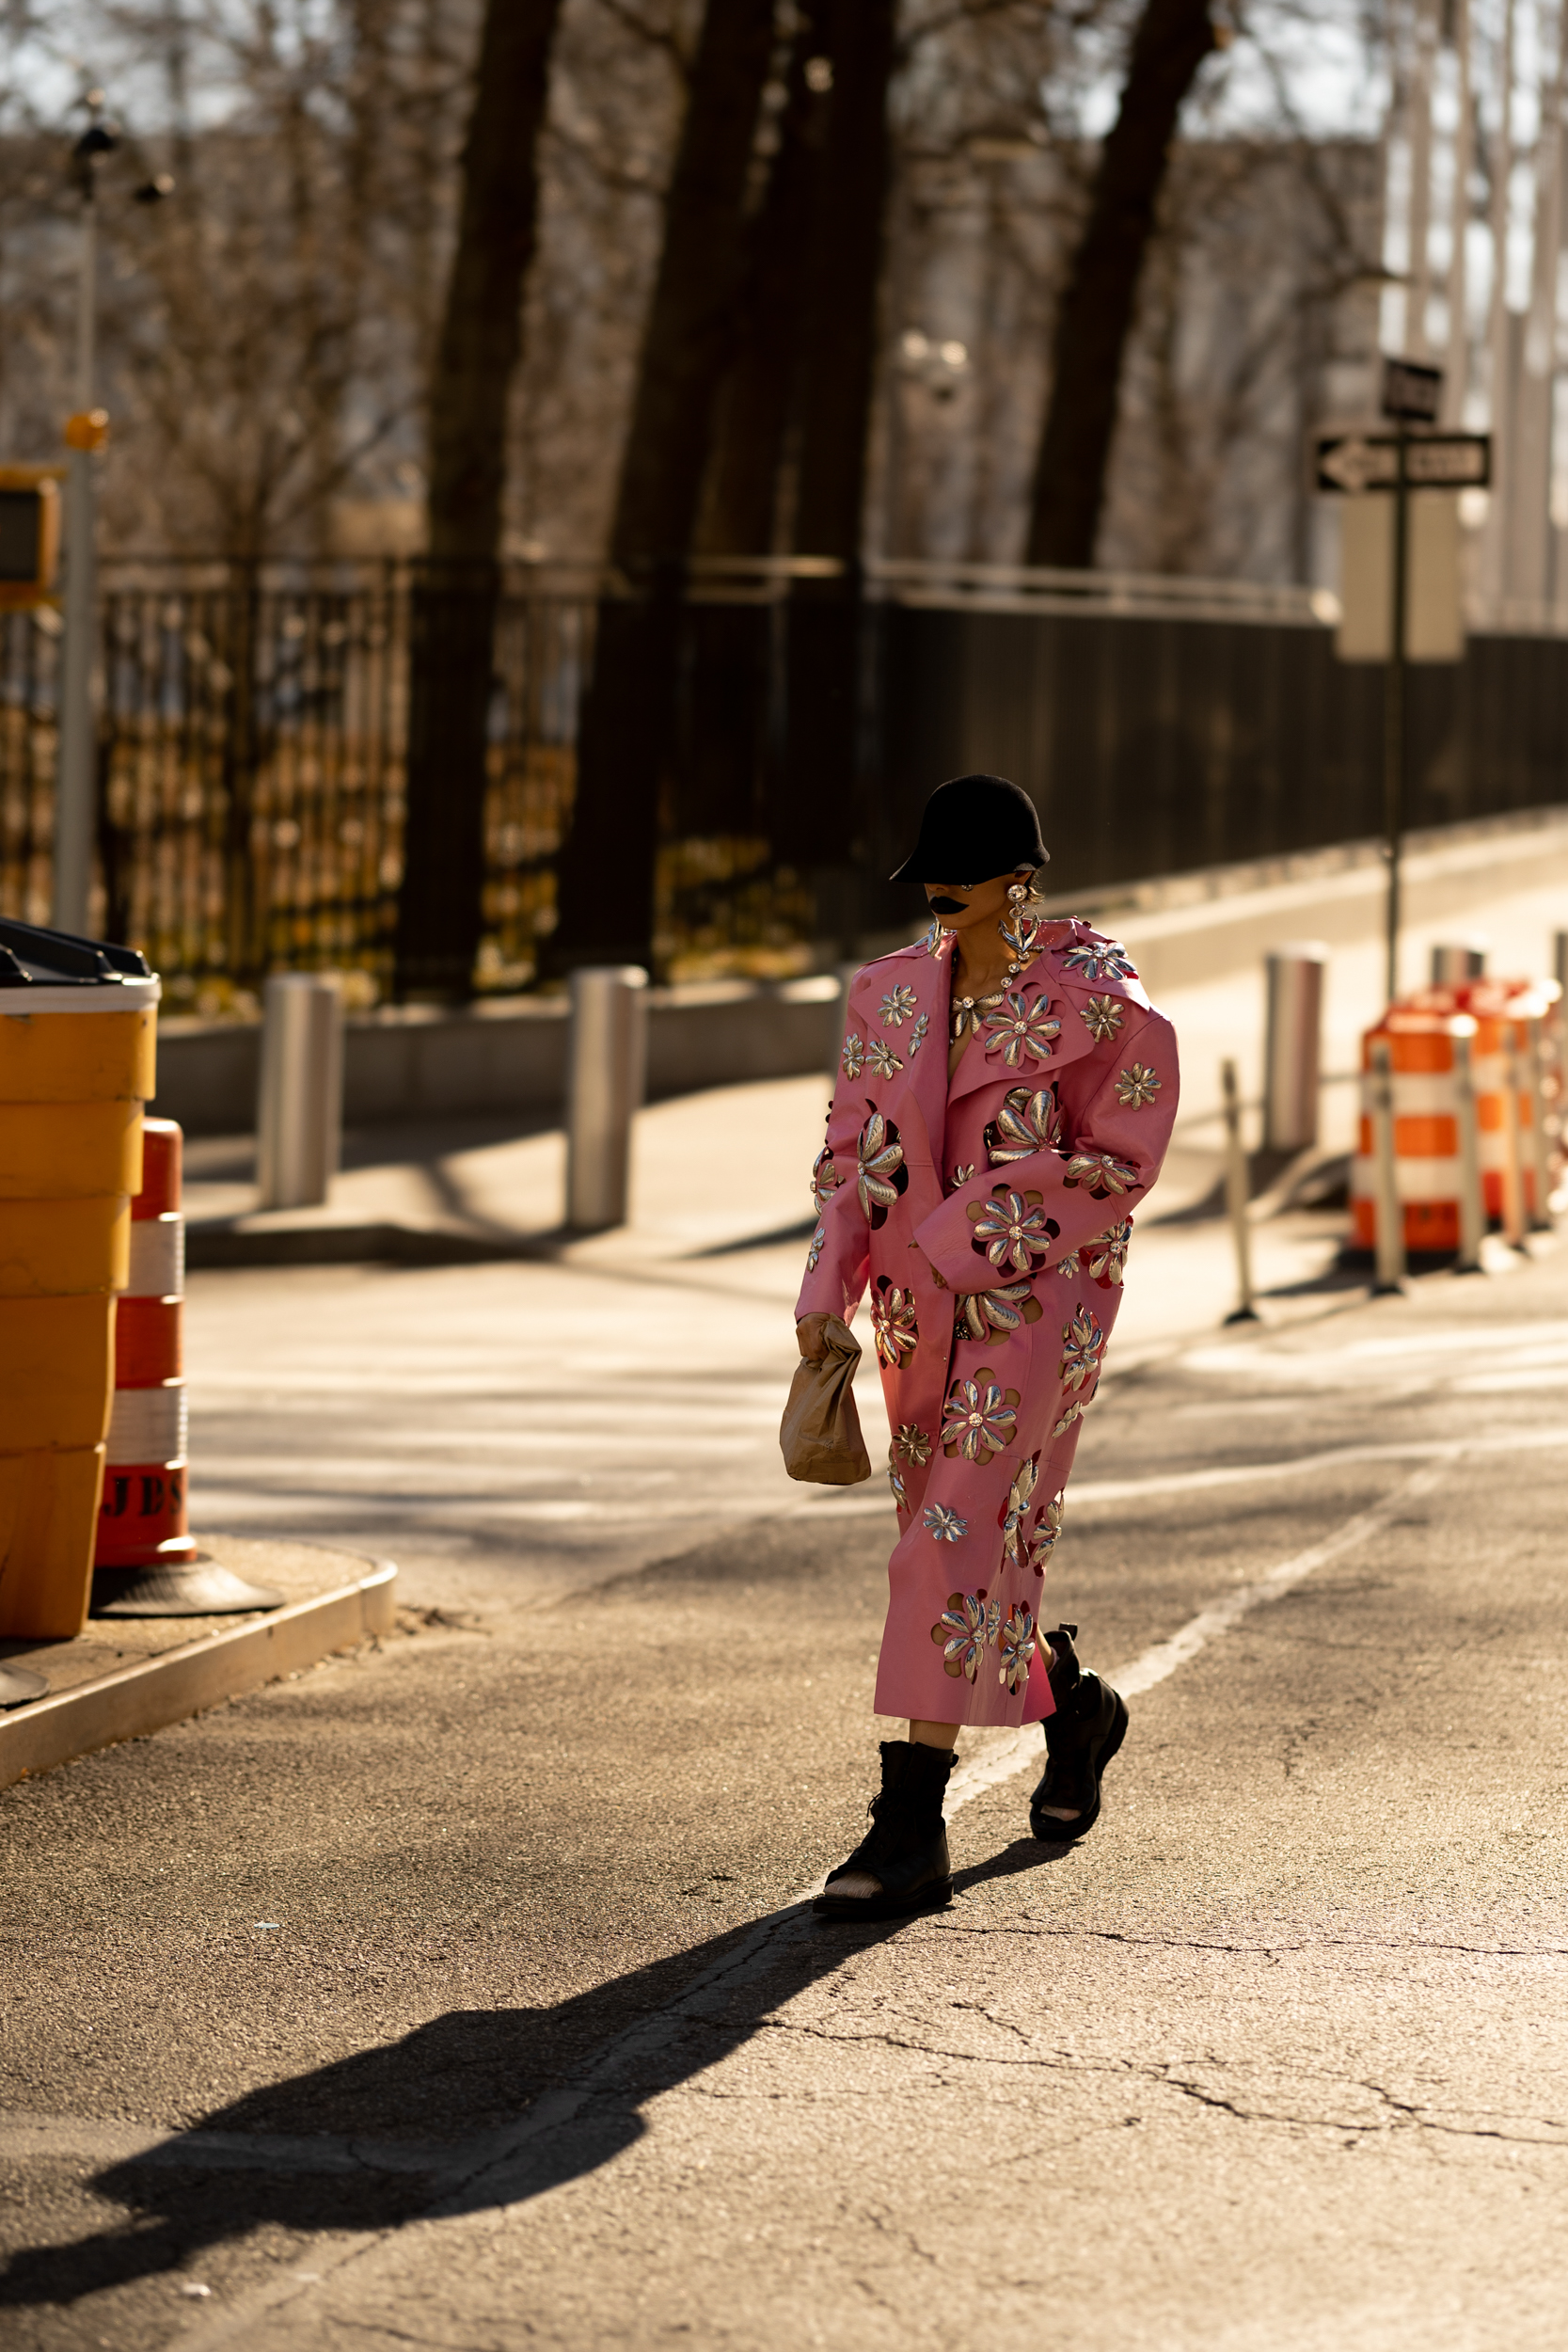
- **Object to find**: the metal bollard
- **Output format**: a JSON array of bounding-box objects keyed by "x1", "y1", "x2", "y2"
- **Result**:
[
  {"x1": 1555, "y1": 931, "x2": 1568, "y2": 1001},
  {"x1": 1220, "y1": 1057, "x2": 1258, "y2": 1322},
  {"x1": 1368, "y1": 1037, "x2": 1406, "y2": 1291},
  {"x1": 257, "y1": 974, "x2": 343, "y2": 1211},
  {"x1": 1525, "y1": 1015, "x2": 1556, "y2": 1229},
  {"x1": 1498, "y1": 1027, "x2": 1527, "y2": 1245},
  {"x1": 1451, "y1": 1020, "x2": 1485, "y2": 1272},
  {"x1": 565, "y1": 965, "x2": 648, "y2": 1232},
  {"x1": 1263, "y1": 943, "x2": 1327, "y2": 1152},
  {"x1": 1430, "y1": 939, "x2": 1487, "y2": 984}
]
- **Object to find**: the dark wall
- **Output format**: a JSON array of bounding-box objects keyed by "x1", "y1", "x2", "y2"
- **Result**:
[{"x1": 861, "y1": 605, "x2": 1568, "y2": 923}]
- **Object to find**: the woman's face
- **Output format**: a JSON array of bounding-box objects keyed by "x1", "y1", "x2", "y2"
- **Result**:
[{"x1": 924, "y1": 869, "x2": 1026, "y2": 936}]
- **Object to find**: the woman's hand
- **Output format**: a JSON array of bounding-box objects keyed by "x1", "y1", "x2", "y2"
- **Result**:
[{"x1": 796, "y1": 1312, "x2": 832, "y2": 1364}]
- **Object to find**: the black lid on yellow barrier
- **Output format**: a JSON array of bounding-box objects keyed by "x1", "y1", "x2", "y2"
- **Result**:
[{"x1": 0, "y1": 916, "x2": 151, "y2": 988}]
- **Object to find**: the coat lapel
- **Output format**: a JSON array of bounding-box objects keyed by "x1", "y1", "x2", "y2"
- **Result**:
[{"x1": 945, "y1": 958, "x2": 1095, "y2": 1115}]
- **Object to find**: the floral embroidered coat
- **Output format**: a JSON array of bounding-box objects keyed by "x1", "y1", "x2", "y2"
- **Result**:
[{"x1": 795, "y1": 920, "x2": 1179, "y2": 1727}]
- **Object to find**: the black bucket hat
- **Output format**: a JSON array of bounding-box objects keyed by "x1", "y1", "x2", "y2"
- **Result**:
[{"x1": 889, "y1": 772, "x2": 1049, "y2": 884}]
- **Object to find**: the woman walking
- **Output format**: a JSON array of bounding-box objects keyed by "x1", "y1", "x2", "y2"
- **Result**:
[{"x1": 796, "y1": 773, "x2": 1179, "y2": 1920}]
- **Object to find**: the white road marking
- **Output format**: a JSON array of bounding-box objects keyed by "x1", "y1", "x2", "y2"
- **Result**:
[{"x1": 943, "y1": 1456, "x2": 1451, "y2": 1812}]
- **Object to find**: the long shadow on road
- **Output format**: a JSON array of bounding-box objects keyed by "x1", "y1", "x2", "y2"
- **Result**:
[{"x1": 1, "y1": 1840, "x2": 1064, "y2": 2313}]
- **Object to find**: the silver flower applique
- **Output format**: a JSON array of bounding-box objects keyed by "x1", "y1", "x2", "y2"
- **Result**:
[
  {"x1": 997, "y1": 1603, "x2": 1037, "y2": 1693},
  {"x1": 892, "y1": 1422, "x2": 932, "y2": 1467},
  {"x1": 1027, "y1": 1495, "x2": 1064, "y2": 1572},
  {"x1": 1116, "y1": 1062, "x2": 1160, "y2": 1110},
  {"x1": 1000, "y1": 1455, "x2": 1038, "y2": 1567},
  {"x1": 866, "y1": 1035, "x2": 904, "y2": 1079},
  {"x1": 924, "y1": 1502, "x2": 968, "y2": 1544},
  {"x1": 1080, "y1": 994, "x2": 1124, "y2": 1043},
  {"x1": 871, "y1": 1280, "x2": 919, "y2": 1370},
  {"x1": 941, "y1": 1371, "x2": 1020, "y2": 1463},
  {"x1": 1062, "y1": 1150, "x2": 1138, "y2": 1199},
  {"x1": 1060, "y1": 1305, "x2": 1106, "y2": 1391},
  {"x1": 1063, "y1": 939, "x2": 1137, "y2": 984},
  {"x1": 811, "y1": 1146, "x2": 841, "y2": 1211},
  {"x1": 856, "y1": 1111, "x2": 906, "y2": 1217},
  {"x1": 982, "y1": 989, "x2": 1062, "y2": 1069},
  {"x1": 908, "y1": 1012, "x2": 930, "y2": 1057},
  {"x1": 931, "y1": 1588, "x2": 989, "y2": 1680},
  {"x1": 841, "y1": 1032, "x2": 864, "y2": 1079},
  {"x1": 1085, "y1": 1219, "x2": 1131, "y2": 1285},
  {"x1": 1055, "y1": 1248, "x2": 1082, "y2": 1279},
  {"x1": 950, "y1": 1162, "x2": 975, "y2": 1190},
  {"x1": 879, "y1": 984, "x2": 919, "y2": 1028},
  {"x1": 923, "y1": 914, "x2": 944, "y2": 954},
  {"x1": 805, "y1": 1221, "x2": 826, "y2": 1273},
  {"x1": 987, "y1": 1086, "x2": 1062, "y2": 1165},
  {"x1": 888, "y1": 1465, "x2": 910, "y2": 1513},
  {"x1": 970, "y1": 1187, "x2": 1055, "y2": 1273},
  {"x1": 958, "y1": 1279, "x2": 1041, "y2": 1343},
  {"x1": 1052, "y1": 1398, "x2": 1085, "y2": 1438}
]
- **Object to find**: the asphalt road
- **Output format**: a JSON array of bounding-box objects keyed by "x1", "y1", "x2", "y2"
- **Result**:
[{"x1": 4, "y1": 1217, "x2": 1568, "y2": 2348}]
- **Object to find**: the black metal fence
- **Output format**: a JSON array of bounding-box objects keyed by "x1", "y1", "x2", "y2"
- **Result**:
[{"x1": 2, "y1": 555, "x2": 1565, "y2": 1005}]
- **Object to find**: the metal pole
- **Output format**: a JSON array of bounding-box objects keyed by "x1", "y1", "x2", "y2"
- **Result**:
[
  {"x1": 1498, "y1": 1025, "x2": 1527, "y2": 1246},
  {"x1": 257, "y1": 975, "x2": 343, "y2": 1210},
  {"x1": 1263, "y1": 944, "x2": 1327, "y2": 1152},
  {"x1": 1221, "y1": 1057, "x2": 1259, "y2": 1323},
  {"x1": 1370, "y1": 1036, "x2": 1407, "y2": 1290},
  {"x1": 53, "y1": 184, "x2": 98, "y2": 935},
  {"x1": 1554, "y1": 929, "x2": 1568, "y2": 1001},
  {"x1": 1452, "y1": 1021, "x2": 1485, "y2": 1271},
  {"x1": 1525, "y1": 1014, "x2": 1555, "y2": 1228},
  {"x1": 565, "y1": 965, "x2": 649, "y2": 1232},
  {"x1": 1384, "y1": 425, "x2": 1409, "y2": 1007}
]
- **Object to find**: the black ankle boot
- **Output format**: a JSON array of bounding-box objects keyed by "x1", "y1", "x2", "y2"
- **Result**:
[
  {"x1": 815, "y1": 1740, "x2": 957, "y2": 1920},
  {"x1": 1029, "y1": 1623, "x2": 1129, "y2": 1844}
]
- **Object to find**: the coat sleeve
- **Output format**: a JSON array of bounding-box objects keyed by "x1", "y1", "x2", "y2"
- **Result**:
[
  {"x1": 794, "y1": 971, "x2": 879, "y2": 1323},
  {"x1": 911, "y1": 1004, "x2": 1180, "y2": 1292}
]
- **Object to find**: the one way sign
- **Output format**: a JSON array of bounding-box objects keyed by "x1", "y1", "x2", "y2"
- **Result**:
[{"x1": 1315, "y1": 431, "x2": 1492, "y2": 493}]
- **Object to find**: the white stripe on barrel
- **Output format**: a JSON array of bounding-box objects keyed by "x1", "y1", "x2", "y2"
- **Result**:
[{"x1": 105, "y1": 1382, "x2": 188, "y2": 1466}]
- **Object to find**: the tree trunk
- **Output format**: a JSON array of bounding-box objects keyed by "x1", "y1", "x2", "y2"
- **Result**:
[
  {"x1": 548, "y1": 0, "x2": 778, "y2": 977},
  {"x1": 393, "y1": 0, "x2": 562, "y2": 1002},
  {"x1": 778, "y1": 0, "x2": 898, "y2": 939},
  {"x1": 1024, "y1": 0, "x2": 1216, "y2": 569},
  {"x1": 697, "y1": 3, "x2": 832, "y2": 558},
  {"x1": 789, "y1": 0, "x2": 898, "y2": 564}
]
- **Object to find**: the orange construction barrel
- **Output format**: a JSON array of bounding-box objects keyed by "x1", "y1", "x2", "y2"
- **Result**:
[{"x1": 0, "y1": 919, "x2": 158, "y2": 1640}]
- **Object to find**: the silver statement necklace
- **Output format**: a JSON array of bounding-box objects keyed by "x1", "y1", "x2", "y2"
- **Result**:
[{"x1": 947, "y1": 882, "x2": 1044, "y2": 1043}]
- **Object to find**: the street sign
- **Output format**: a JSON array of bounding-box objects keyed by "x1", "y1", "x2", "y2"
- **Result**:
[
  {"x1": 1315, "y1": 432, "x2": 1491, "y2": 494},
  {"x1": 1382, "y1": 356, "x2": 1443, "y2": 421}
]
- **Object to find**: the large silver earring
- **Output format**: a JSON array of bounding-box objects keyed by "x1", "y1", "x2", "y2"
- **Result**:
[{"x1": 998, "y1": 879, "x2": 1040, "y2": 974}]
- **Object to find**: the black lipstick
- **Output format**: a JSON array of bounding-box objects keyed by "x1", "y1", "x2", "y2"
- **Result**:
[{"x1": 927, "y1": 894, "x2": 967, "y2": 914}]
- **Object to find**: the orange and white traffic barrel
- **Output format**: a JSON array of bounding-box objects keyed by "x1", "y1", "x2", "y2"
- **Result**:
[
  {"x1": 91, "y1": 1118, "x2": 281, "y2": 1616},
  {"x1": 1352, "y1": 978, "x2": 1562, "y2": 1252},
  {"x1": 96, "y1": 1118, "x2": 192, "y2": 1573}
]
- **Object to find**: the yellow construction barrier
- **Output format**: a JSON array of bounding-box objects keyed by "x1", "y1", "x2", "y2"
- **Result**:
[{"x1": 0, "y1": 930, "x2": 158, "y2": 1638}]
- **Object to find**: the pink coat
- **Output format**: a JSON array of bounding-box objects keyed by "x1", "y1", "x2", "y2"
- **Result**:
[{"x1": 796, "y1": 919, "x2": 1180, "y2": 1727}]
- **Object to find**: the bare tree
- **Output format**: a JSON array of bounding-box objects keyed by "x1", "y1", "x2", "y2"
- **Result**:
[
  {"x1": 1025, "y1": 0, "x2": 1217, "y2": 566},
  {"x1": 393, "y1": 0, "x2": 565, "y2": 1001},
  {"x1": 547, "y1": 0, "x2": 778, "y2": 976}
]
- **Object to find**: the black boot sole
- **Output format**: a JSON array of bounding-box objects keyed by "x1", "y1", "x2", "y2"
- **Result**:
[
  {"x1": 813, "y1": 1874, "x2": 954, "y2": 1922},
  {"x1": 1029, "y1": 1690, "x2": 1129, "y2": 1844}
]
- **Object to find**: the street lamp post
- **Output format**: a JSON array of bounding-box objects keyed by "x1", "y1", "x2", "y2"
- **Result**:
[{"x1": 52, "y1": 97, "x2": 117, "y2": 937}]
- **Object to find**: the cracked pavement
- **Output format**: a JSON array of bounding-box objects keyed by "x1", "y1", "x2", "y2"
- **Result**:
[{"x1": 4, "y1": 1166, "x2": 1568, "y2": 2347}]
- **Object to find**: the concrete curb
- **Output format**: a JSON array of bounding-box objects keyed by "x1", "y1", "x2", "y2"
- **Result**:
[{"x1": 0, "y1": 1554, "x2": 398, "y2": 1791}]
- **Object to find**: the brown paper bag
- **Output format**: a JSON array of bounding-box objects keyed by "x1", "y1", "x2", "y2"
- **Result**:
[{"x1": 780, "y1": 1314, "x2": 872, "y2": 1486}]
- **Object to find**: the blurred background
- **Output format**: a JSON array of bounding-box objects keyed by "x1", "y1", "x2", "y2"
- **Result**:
[{"x1": 0, "y1": 0, "x2": 1562, "y2": 1010}]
